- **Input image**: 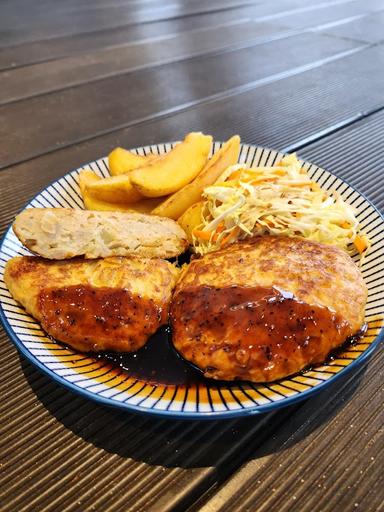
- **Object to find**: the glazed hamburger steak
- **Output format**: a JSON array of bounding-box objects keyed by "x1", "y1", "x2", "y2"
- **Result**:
[
  {"x1": 5, "y1": 255, "x2": 179, "y2": 353},
  {"x1": 170, "y1": 236, "x2": 367, "y2": 382}
]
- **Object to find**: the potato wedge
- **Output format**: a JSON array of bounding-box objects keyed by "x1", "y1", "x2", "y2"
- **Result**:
[
  {"x1": 125, "y1": 197, "x2": 166, "y2": 214},
  {"x1": 85, "y1": 174, "x2": 143, "y2": 204},
  {"x1": 78, "y1": 169, "x2": 101, "y2": 196},
  {"x1": 130, "y1": 132, "x2": 212, "y2": 197},
  {"x1": 78, "y1": 170, "x2": 135, "y2": 211},
  {"x1": 178, "y1": 201, "x2": 204, "y2": 243},
  {"x1": 82, "y1": 189, "x2": 164, "y2": 213},
  {"x1": 108, "y1": 147, "x2": 157, "y2": 176},
  {"x1": 152, "y1": 135, "x2": 240, "y2": 219},
  {"x1": 82, "y1": 191, "x2": 133, "y2": 212}
]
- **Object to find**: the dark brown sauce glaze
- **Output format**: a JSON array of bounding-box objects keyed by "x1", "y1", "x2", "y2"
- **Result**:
[
  {"x1": 95, "y1": 323, "x2": 367, "y2": 387},
  {"x1": 170, "y1": 285, "x2": 360, "y2": 382},
  {"x1": 40, "y1": 279, "x2": 367, "y2": 387},
  {"x1": 325, "y1": 322, "x2": 368, "y2": 361},
  {"x1": 39, "y1": 285, "x2": 167, "y2": 353},
  {"x1": 97, "y1": 326, "x2": 207, "y2": 386}
]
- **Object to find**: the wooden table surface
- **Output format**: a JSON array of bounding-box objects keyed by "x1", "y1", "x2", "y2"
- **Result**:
[{"x1": 1, "y1": 1, "x2": 383, "y2": 511}]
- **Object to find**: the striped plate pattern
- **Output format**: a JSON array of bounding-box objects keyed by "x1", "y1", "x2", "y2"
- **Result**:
[{"x1": 0, "y1": 143, "x2": 383, "y2": 419}]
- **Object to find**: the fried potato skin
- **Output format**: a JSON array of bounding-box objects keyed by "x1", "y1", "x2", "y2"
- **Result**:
[
  {"x1": 108, "y1": 147, "x2": 156, "y2": 176},
  {"x1": 130, "y1": 132, "x2": 212, "y2": 197},
  {"x1": 82, "y1": 190, "x2": 136, "y2": 212},
  {"x1": 78, "y1": 169, "x2": 101, "y2": 196},
  {"x1": 177, "y1": 201, "x2": 204, "y2": 243},
  {"x1": 78, "y1": 171, "x2": 133, "y2": 211},
  {"x1": 83, "y1": 194, "x2": 164, "y2": 213},
  {"x1": 152, "y1": 135, "x2": 240, "y2": 219},
  {"x1": 122, "y1": 197, "x2": 168, "y2": 214},
  {"x1": 78, "y1": 169, "x2": 164, "y2": 212},
  {"x1": 85, "y1": 174, "x2": 143, "y2": 204}
]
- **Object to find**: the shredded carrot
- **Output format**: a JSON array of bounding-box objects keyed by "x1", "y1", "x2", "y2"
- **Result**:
[
  {"x1": 239, "y1": 171, "x2": 261, "y2": 180},
  {"x1": 214, "y1": 180, "x2": 239, "y2": 187},
  {"x1": 270, "y1": 168, "x2": 287, "y2": 176},
  {"x1": 244, "y1": 166, "x2": 282, "y2": 174},
  {"x1": 220, "y1": 227, "x2": 240, "y2": 246},
  {"x1": 196, "y1": 152, "x2": 369, "y2": 259},
  {"x1": 263, "y1": 217, "x2": 277, "y2": 228},
  {"x1": 194, "y1": 223, "x2": 225, "y2": 242},
  {"x1": 193, "y1": 229, "x2": 212, "y2": 241},
  {"x1": 354, "y1": 235, "x2": 369, "y2": 254},
  {"x1": 279, "y1": 181, "x2": 312, "y2": 188},
  {"x1": 228, "y1": 169, "x2": 243, "y2": 180},
  {"x1": 211, "y1": 223, "x2": 225, "y2": 242}
]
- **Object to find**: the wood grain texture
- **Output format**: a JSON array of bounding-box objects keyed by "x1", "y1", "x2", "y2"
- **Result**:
[
  {"x1": 0, "y1": 9, "x2": 256, "y2": 70},
  {"x1": 0, "y1": 0, "x2": 347, "y2": 46},
  {"x1": 0, "y1": 0, "x2": 256, "y2": 46},
  {"x1": 0, "y1": 0, "x2": 359, "y2": 69},
  {"x1": 0, "y1": 0, "x2": 383, "y2": 510},
  {"x1": 0, "y1": 20, "x2": 291, "y2": 105},
  {"x1": 277, "y1": 0, "x2": 384, "y2": 29},
  {"x1": 197, "y1": 350, "x2": 384, "y2": 512},
  {"x1": 0, "y1": 336, "x2": 294, "y2": 512},
  {"x1": 318, "y1": 11, "x2": 384, "y2": 43},
  {"x1": 2, "y1": 46, "x2": 384, "y2": 234},
  {"x1": 0, "y1": 32, "x2": 360, "y2": 168}
]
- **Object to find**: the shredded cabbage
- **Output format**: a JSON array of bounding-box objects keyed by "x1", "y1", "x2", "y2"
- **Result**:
[{"x1": 192, "y1": 153, "x2": 370, "y2": 261}]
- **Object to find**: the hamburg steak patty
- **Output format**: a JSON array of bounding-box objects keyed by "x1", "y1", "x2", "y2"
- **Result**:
[
  {"x1": 170, "y1": 236, "x2": 367, "y2": 382},
  {"x1": 5, "y1": 256, "x2": 179, "y2": 353}
]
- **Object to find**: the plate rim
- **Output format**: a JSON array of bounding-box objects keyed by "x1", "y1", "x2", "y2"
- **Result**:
[{"x1": 0, "y1": 143, "x2": 383, "y2": 420}]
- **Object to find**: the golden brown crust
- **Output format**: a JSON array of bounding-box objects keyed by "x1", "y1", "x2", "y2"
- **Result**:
[
  {"x1": 5, "y1": 256, "x2": 179, "y2": 353},
  {"x1": 176, "y1": 236, "x2": 367, "y2": 331},
  {"x1": 171, "y1": 236, "x2": 367, "y2": 382}
]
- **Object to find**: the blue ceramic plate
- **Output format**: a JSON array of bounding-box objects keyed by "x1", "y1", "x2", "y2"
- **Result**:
[{"x1": 0, "y1": 143, "x2": 383, "y2": 419}]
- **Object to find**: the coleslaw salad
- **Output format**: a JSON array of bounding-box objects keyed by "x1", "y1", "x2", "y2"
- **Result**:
[{"x1": 192, "y1": 153, "x2": 370, "y2": 260}]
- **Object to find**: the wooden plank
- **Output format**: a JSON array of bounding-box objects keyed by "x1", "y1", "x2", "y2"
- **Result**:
[
  {"x1": 278, "y1": 0, "x2": 384, "y2": 29},
  {"x1": 0, "y1": 0, "x2": 356, "y2": 69},
  {"x1": 0, "y1": 335, "x2": 294, "y2": 512},
  {"x1": 197, "y1": 349, "x2": 384, "y2": 512},
  {"x1": 0, "y1": 8, "x2": 255, "y2": 71},
  {"x1": 300, "y1": 110, "x2": 384, "y2": 210},
  {"x1": 0, "y1": 0, "x2": 349, "y2": 45},
  {"x1": 2, "y1": 44, "x2": 384, "y2": 237},
  {"x1": 0, "y1": 0, "x2": 175, "y2": 16},
  {"x1": 0, "y1": 0, "x2": 257, "y2": 47},
  {"x1": 191, "y1": 109, "x2": 384, "y2": 510},
  {"x1": 0, "y1": 20, "x2": 293, "y2": 105},
  {"x1": 10, "y1": 1, "x2": 381, "y2": 106},
  {"x1": 1, "y1": 329, "x2": 379, "y2": 512},
  {"x1": 0, "y1": 32, "x2": 361, "y2": 169},
  {"x1": 318, "y1": 11, "x2": 384, "y2": 43}
]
